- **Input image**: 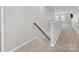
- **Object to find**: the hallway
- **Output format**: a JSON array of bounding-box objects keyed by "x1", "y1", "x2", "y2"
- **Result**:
[
  {"x1": 54, "y1": 25, "x2": 79, "y2": 52},
  {"x1": 15, "y1": 25, "x2": 79, "y2": 52},
  {"x1": 2, "y1": 6, "x2": 79, "y2": 52}
]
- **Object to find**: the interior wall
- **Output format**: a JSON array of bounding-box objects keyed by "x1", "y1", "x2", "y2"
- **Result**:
[
  {"x1": 0, "y1": 7, "x2": 1, "y2": 32},
  {"x1": 46, "y1": 9, "x2": 63, "y2": 47},
  {"x1": 50, "y1": 21, "x2": 62, "y2": 47},
  {"x1": 72, "y1": 13, "x2": 79, "y2": 35},
  {"x1": 0, "y1": 6, "x2": 1, "y2": 51},
  {"x1": 4, "y1": 6, "x2": 50, "y2": 51},
  {"x1": 65, "y1": 13, "x2": 72, "y2": 25}
]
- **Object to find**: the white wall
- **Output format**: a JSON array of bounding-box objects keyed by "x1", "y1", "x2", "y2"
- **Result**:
[
  {"x1": 65, "y1": 13, "x2": 72, "y2": 25},
  {"x1": 0, "y1": 7, "x2": 1, "y2": 51},
  {"x1": 0, "y1": 7, "x2": 1, "y2": 32},
  {"x1": 72, "y1": 13, "x2": 79, "y2": 35},
  {"x1": 50, "y1": 21, "x2": 62, "y2": 47},
  {"x1": 44, "y1": 7, "x2": 63, "y2": 47},
  {"x1": 4, "y1": 6, "x2": 50, "y2": 51}
]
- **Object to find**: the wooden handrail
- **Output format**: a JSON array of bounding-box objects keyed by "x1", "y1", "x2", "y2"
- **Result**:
[{"x1": 33, "y1": 23, "x2": 50, "y2": 40}]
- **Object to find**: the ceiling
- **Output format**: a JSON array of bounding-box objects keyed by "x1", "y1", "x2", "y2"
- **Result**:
[{"x1": 45, "y1": 6, "x2": 79, "y2": 13}]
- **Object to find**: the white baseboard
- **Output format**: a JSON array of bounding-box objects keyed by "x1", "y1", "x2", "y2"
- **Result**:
[
  {"x1": 50, "y1": 31, "x2": 62, "y2": 47},
  {"x1": 9, "y1": 37, "x2": 37, "y2": 52}
]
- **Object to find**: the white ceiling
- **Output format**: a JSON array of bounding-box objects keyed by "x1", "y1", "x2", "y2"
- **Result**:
[{"x1": 45, "y1": 6, "x2": 79, "y2": 13}]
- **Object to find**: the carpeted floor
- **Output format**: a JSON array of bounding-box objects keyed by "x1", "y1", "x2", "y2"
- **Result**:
[
  {"x1": 15, "y1": 25, "x2": 79, "y2": 52},
  {"x1": 0, "y1": 32, "x2": 1, "y2": 51}
]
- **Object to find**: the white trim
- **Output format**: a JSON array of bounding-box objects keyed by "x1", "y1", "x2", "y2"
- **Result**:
[
  {"x1": 1, "y1": 6, "x2": 5, "y2": 52},
  {"x1": 9, "y1": 37, "x2": 37, "y2": 52}
]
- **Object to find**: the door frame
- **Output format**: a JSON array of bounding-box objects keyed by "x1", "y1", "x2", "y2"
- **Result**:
[{"x1": 1, "y1": 6, "x2": 5, "y2": 52}]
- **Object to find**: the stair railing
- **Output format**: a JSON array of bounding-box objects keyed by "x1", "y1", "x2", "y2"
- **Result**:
[{"x1": 33, "y1": 23, "x2": 50, "y2": 40}]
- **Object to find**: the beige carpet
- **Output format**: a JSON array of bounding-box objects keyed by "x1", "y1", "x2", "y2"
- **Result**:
[
  {"x1": 0, "y1": 32, "x2": 1, "y2": 51},
  {"x1": 15, "y1": 25, "x2": 79, "y2": 52}
]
